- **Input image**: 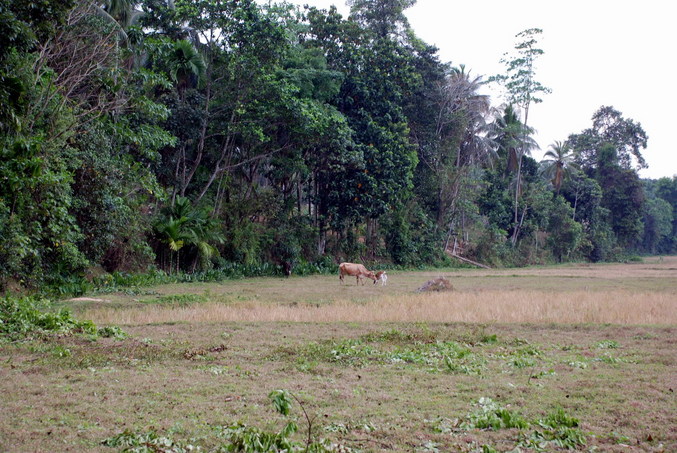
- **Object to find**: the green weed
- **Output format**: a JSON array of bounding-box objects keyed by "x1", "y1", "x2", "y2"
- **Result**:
[
  {"x1": 219, "y1": 390, "x2": 340, "y2": 452},
  {"x1": 428, "y1": 416, "x2": 458, "y2": 434},
  {"x1": 145, "y1": 294, "x2": 209, "y2": 306},
  {"x1": 456, "y1": 402, "x2": 586, "y2": 450},
  {"x1": 328, "y1": 339, "x2": 379, "y2": 366},
  {"x1": 529, "y1": 368, "x2": 557, "y2": 381},
  {"x1": 218, "y1": 422, "x2": 300, "y2": 452},
  {"x1": 595, "y1": 340, "x2": 619, "y2": 349},
  {"x1": 102, "y1": 429, "x2": 196, "y2": 452},
  {"x1": 440, "y1": 341, "x2": 486, "y2": 375},
  {"x1": 605, "y1": 431, "x2": 632, "y2": 444},
  {"x1": 510, "y1": 357, "x2": 537, "y2": 368},
  {"x1": 97, "y1": 325, "x2": 127, "y2": 339},
  {"x1": 539, "y1": 407, "x2": 579, "y2": 429},
  {"x1": 460, "y1": 397, "x2": 530, "y2": 430},
  {"x1": 479, "y1": 333, "x2": 498, "y2": 344},
  {"x1": 567, "y1": 360, "x2": 588, "y2": 369},
  {"x1": 517, "y1": 407, "x2": 586, "y2": 450},
  {"x1": 421, "y1": 440, "x2": 441, "y2": 452},
  {"x1": 283, "y1": 334, "x2": 495, "y2": 376},
  {"x1": 103, "y1": 390, "x2": 341, "y2": 452},
  {"x1": 521, "y1": 426, "x2": 587, "y2": 450},
  {"x1": 510, "y1": 337, "x2": 530, "y2": 346},
  {"x1": 361, "y1": 328, "x2": 414, "y2": 343},
  {"x1": 594, "y1": 353, "x2": 626, "y2": 364}
]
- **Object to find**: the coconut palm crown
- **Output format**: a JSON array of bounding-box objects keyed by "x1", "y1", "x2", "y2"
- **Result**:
[{"x1": 540, "y1": 140, "x2": 578, "y2": 193}]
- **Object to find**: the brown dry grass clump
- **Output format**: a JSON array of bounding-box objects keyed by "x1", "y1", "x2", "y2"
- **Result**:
[{"x1": 416, "y1": 276, "x2": 454, "y2": 292}]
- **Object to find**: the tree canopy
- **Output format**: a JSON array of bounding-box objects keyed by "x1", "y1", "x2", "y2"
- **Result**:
[{"x1": 0, "y1": 0, "x2": 669, "y2": 291}]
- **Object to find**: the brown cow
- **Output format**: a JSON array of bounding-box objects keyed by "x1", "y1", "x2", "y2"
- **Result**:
[{"x1": 339, "y1": 262, "x2": 377, "y2": 285}]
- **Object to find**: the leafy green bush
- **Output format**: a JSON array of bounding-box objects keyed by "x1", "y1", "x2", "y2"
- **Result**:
[
  {"x1": 291, "y1": 257, "x2": 338, "y2": 276},
  {"x1": 521, "y1": 408, "x2": 585, "y2": 450},
  {"x1": 0, "y1": 295, "x2": 97, "y2": 340},
  {"x1": 97, "y1": 325, "x2": 128, "y2": 339},
  {"x1": 45, "y1": 275, "x2": 94, "y2": 297}
]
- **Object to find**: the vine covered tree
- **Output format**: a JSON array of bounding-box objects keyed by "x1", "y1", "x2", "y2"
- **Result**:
[
  {"x1": 491, "y1": 28, "x2": 551, "y2": 244},
  {"x1": 569, "y1": 105, "x2": 648, "y2": 171}
]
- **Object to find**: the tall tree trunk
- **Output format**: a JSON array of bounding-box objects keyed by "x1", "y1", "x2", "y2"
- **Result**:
[
  {"x1": 572, "y1": 184, "x2": 580, "y2": 221},
  {"x1": 511, "y1": 102, "x2": 530, "y2": 246},
  {"x1": 365, "y1": 217, "x2": 374, "y2": 260},
  {"x1": 180, "y1": 72, "x2": 212, "y2": 197},
  {"x1": 297, "y1": 182, "x2": 302, "y2": 215}
]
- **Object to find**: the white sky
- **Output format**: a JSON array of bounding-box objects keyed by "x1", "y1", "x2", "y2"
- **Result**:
[{"x1": 285, "y1": 0, "x2": 677, "y2": 179}]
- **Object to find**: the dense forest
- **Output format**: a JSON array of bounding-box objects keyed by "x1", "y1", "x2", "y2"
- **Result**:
[{"x1": 1, "y1": 0, "x2": 675, "y2": 292}]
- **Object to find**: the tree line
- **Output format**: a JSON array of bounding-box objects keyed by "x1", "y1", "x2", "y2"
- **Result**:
[{"x1": 1, "y1": 0, "x2": 675, "y2": 290}]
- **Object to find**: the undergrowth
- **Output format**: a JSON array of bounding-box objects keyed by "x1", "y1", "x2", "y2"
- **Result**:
[
  {"x1": 42, "y1": 258, "x2": 462, "y2": 298},
  {"x1": 0, "y1": 295, "x2": 124, "y2": 341},
  {"x1": 44, "y1": 259, "x2": 342, "y2": 297}
]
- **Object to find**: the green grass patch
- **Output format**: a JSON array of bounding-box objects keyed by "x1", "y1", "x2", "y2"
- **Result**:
[{"x1": 279, "y1": 334, "x2": 491, "y2": 375}]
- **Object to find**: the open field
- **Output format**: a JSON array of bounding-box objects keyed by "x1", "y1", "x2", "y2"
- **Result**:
[
  {"x1": 77, "y1": 256, "x2": 677, "y2": 326},
  {"x1": 1, "y1": 257, "x2": 676, "y2": 451}
]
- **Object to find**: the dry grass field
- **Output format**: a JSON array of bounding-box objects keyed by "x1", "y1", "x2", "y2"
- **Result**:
[
  {"x1": 80, "y1": 256, "x2": 677, "y2": 326},
  {"x1": 1, "y1": 257, "x2": 676, "y2": 452}
]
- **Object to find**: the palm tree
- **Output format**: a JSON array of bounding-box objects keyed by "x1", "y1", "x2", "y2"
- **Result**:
[
  {"x1": 540, "y1": 140, "x2": 577, "y2": 194},
  {"x1": 445, "y1": 65, "x2": 497, "y2": 167},
  {"x1": 93, "y1": 0, "x2": 144, "y2": 43},
  {"x1": 181, "y1": 205, "x2": 225, "y2": 272},
  {"x1": 489, "y1": 104, "x2": 538, "y2": 173},
  {"x1": 103, "y1": 0, "x2": 141, "y2": 29},
  {"x1": 155, "y1": 197, "x2": 224, "y2": 273},
  {"x1": 155, "y1": 216, "x2": 190, "y2": 274},
  {"x1": 166, "y1": 40, "x2": 206, "y2": 99},
  {"x1": 488, "y1": 104, "x2": 539, "y2": 245},
  {"x1": 428, "y1": 66, "x2": 498, "y2": 248}
]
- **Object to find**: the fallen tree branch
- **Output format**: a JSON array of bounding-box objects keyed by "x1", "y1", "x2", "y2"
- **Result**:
[{"x1": 446, "y1": 251, "x2": 491, "y2": 269}]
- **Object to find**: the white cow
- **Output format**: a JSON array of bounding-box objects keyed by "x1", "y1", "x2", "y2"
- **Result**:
[{"x1": 375, "y1": 271, "x2": 387, "y2": 286}]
